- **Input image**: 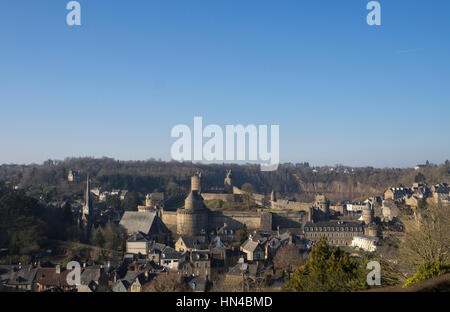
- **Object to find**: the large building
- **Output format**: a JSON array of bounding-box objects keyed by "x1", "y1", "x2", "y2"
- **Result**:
[{"x1": 303, "y1": 221, "x2": 364, "y2": 247}]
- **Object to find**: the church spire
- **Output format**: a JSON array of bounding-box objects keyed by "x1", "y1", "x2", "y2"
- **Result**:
[{"x1": 82, "y1": 175, "x2": 92, "y2": 224}]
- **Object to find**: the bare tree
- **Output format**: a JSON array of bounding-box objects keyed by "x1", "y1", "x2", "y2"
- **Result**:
[
  {"x1": 273, "y1": 245, "x2": 305, "y2": 277},
  {"x1": 143, "y1": 272, "x2": 184, "y2": 292},
  {"x1": 400, "y1": 204, "x2": 450, "y2": 268}
]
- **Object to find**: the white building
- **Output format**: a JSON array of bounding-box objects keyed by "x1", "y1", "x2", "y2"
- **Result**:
[
  {"x1": 351, "y1": 236, "x2": 379, "y2": 252},
  {"x1": 346, "y1": 202, "x2": 366, "y2": 212}
]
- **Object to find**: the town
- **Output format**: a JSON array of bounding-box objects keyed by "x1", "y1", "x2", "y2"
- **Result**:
[{"x1": 0, "y1": 159, "x2": 448, "y2": 292}]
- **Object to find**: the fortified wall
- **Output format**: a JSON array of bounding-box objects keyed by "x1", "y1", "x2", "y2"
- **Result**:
[
  {"x1": 162, "y1": 209, "x2": 309, "y2": 232},
  {"x1": 163, "y1": 171, "x2": 316, "y2": 236}
]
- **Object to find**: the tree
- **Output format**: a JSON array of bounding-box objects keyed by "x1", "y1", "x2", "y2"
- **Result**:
[
  {"x1": 92, "y1": 228, "x2": 105, "y2": 247},
  {"x1": 105, "y1": 194, "x2": 121, "y2": 213},
  {"x1": 400, "y1": 204, "x2": 450, "y2": 268},
  {"x1": 241, "y1": 183, "x2": 255, "y2": 209},
  {"x1": 121, "y1": 191, "x2": 140, "y2": 211},
  {"x1": 237, "y1": 224, "x2": 249, "y2": 245},
  {"x1": 144, "y1": 272, "x2": 184, "y2": 292},
  {"x1": 403, "y1": 260, "x2": 450, "y2": 288},
  {"x1": 282, "y1": 238, "x2": 368, "y2": 292},
  {"x1": 102, "y1": 221, "x2": 126, "y2": 251},
  {"x1": 62, "y1": 202, "x2": 74, "y2": 226},
  {"x1": 0, "y1": 193, "x2": 47, "y2": 255},
  {"x1": 414, "y1": 173, "x2": 426, "y2": 183},
  {"x1": 273, "y1": 245, "x2": 305, "y2": 277}
]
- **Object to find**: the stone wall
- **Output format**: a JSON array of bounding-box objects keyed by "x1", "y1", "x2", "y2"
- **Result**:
[
  {"x1": 209, "y1": 211, "x2": 261, "y2": 230},
  {"x1": 163, "y1": 209, "x2": 309, "y2": 233},
  {"x1": 162, "y1": 211, "x2": 177, "y2": 228},
  {"x1": 272, "y1": 211, "x2": 308, "y2": 229},
  {"x1": 201, "y1": 193, "x2": 241, "y2": 202}
]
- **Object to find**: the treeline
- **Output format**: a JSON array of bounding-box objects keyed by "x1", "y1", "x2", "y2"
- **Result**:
[
  {"x1": 0, "y1": 189, "x2": 81, "y2": 253},
  {"x1": 0, "y1": 158, "x2": 449, "y2": 202}
]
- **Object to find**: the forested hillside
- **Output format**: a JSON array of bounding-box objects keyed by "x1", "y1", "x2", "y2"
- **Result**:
[{"x1": 0, "y1": 158, "x2": 449, "y2": 202}]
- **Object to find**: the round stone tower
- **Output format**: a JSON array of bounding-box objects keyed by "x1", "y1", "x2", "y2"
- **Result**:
[
  {"x1": 177, "y1": 190, "x2": 208, "y2": 236},
  {"x1": 191, "y1": 172, "x2": 201, "y2": 193},
  {"x1": 270, "y1": 190, "x2": 277, "y2": 209},
  {"x1": 362, "y1": 202, "x2": 374, "y2": 225}
]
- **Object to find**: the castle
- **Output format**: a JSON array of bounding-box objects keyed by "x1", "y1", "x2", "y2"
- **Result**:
[{"x1": 160, "y1": 171, "x2": 335, "y2": 236}]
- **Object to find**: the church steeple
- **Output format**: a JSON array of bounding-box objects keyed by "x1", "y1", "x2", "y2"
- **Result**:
[{"x1": 82, "y1": 176, "x2": 92, "y2": 224}]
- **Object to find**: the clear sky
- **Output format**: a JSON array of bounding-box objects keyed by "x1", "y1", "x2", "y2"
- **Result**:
[{"x1": 0, "y1": 0, "x2": 449, "y2": 167}]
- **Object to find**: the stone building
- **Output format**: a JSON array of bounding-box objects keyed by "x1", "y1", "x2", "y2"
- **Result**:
[
  {"x1": 67, "y1": 170, "x2": 80, "y2": 182},
  {"x1": 303, "y1": 221, "x2": 364, "y2": 247}
]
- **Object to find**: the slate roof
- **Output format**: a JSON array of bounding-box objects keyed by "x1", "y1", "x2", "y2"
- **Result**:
[
  {"x1": 35, "y1": 268, "x2": 71, "y2": 287},
  {"x1": 120, "y1": 212, "x2": 156, "y2": 234},
  {"x1": 80, "y1": 268, "x2": 102, "y2": 286},
  {"x1": 242, "y1": 239, "x2": 262, "y2": 253},
  {"x1": 112, "y1": 280, "x2": 129, "y2": 292},
  {"x1": 120, "y1": 212, "x2": 170, "y2": 235},
  {"x1": 4, "y1": 265, "x2": 37, "y2": 286},
  {"x1": 179, "y1": 236, "x2": 206, "y2": 250}
]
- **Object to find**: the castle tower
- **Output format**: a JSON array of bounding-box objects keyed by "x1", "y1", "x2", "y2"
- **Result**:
[
  {"x1": 191, "y1": 172, "x2": 201, "y2": 193},
  {"x1": 224, "y1": 170, "x2": 233, "y2": 194},
  {"x1": 270, "y1": 190, "x2": 277, "y2": 209},
  {"x1": 362, "y1": 202, "x2": 374, "y2": 225},
  {"x1": 177, "y1": 190, "x2": 208, "y2": 236},
  {"x1": 314, "y1": 194, "x2": 329, "y2": 214}
]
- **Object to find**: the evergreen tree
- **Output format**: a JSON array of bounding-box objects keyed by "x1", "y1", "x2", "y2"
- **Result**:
[{"x1": 283, "y1": 238, "x2": 368, "y2": 292}]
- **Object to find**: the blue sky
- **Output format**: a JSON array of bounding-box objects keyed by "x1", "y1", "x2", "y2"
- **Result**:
[{"x1": 0, "y1": 0, "x2": 449, "y2": 167}]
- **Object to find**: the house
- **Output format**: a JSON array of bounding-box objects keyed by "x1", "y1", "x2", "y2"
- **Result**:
[
  {"x1": 126, "y1": 233, "x2": 149, "y2": 255},
  {"x1": 431, "y1": 183, "x2": 450, "y2": 204},
  {"x1": 0, "y1": 265, "x2": 37, "y2": 291},
  {"x1": 112, "y1": 280, "x2": 129, "y2": 292},
  {"x1": 216, "y1": 223, "x2": 236, "y2": 242},
  {"x1": 123, "y1": 271, "x2": 146, "y2": 292},
  {"x1": 384, "y1": 187, "x2": 411, "y2": 201},
  {"x1": 241, "y1": 236, "x2": 266, "y2": 262},
  {"x1": 381, "y1": 199, "x2": 399, "y2": 222},
  {"x1": 345, "y1": 202, "x2": 366, "y2": 212},
  {"x1": 175, "y1": 236, "x2": 206, "y2": 252},
  {"x1": 405, "y1": 195, "x2": 421, "y2": 208},
  {"x1": 78, "y1": 266, "x2": 108, "y2": 292},
  {"x1": 119, "y1": 211, "x2": 171, "y2": 243},
  {"x1": 179, "y1": 251, "x2": 211, "y2": 280},
  {"x1": 35, "y1": 265, "x2": 76, "y2": 292},
  {"x1": 148, "y1": 243, "x2": 185, "y2": 271},
  {"x1": 415, "y1": 164, "x2": 427, "y2": 170},
  {"x1": 111, "y1": 266, "x2": 153, "y2": 293}
]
